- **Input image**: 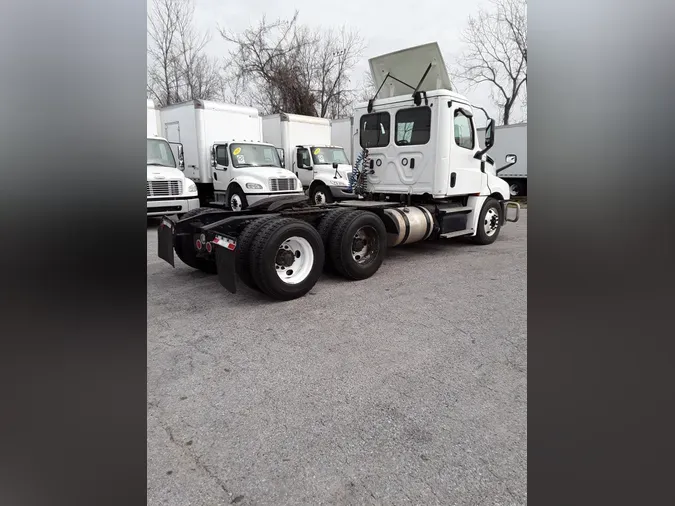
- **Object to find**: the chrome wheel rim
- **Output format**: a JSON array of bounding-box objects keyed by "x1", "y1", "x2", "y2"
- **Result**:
[
  {"x1": 484, "y1": 207, "x2": 499, "y2": 236},
  {"x1": 351, "y1": 226, "x2": 379, "y2": 264},
  {"x1": 314, "y1": 190, "x2": 326, "y2": 205},
  {"x1": 230, "y1": 194, "x2": 242, "y2": 211},
  {"x1": 509, "y1": 183, "x2": 520, "y2": 196},
  {"x1": 275, "y1": 236, "x2": 314, "y2": 284}
]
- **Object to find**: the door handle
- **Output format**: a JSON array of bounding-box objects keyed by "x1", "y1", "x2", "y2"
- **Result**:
[
  {"x1": 213, "y1": 172, "x2": 218, "y2": 180},
  {"x1": 410, "y1": 158, "x2": 415, "y2": 169},
  {"x1": 369, "y1": 159, "x2": 374, "y2": 169}
]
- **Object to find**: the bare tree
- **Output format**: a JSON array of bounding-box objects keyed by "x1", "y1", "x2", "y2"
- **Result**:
[
  {"x1": 147, "y1": 0, "x2": 224, "y2": 106},
  {"x1": 454, "y1": 0, "x2": 527, "y2": 125},
  {"x1": 219, "y1": 13, "x2": 363, "y2": 118}
]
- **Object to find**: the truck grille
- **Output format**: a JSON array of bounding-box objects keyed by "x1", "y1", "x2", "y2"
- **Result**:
[
  {"x1": 147, "y1": 180, "x2": 183, "y2": 197},
  {"x1": 269, "y1": 178, "x2": 296, "y2": 192}
]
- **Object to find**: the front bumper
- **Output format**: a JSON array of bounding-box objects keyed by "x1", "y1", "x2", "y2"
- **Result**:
[
  {"x1": 328, "y1": 186, "x2": 358, "y2": 200},
  {"x1": 246, "y1": 191, "x2": 304, "y2": 205},
  {"x1": 501, "y1": 200, "x2": 521, "y2": 224},
  {"x1": 147, "y1": 197, "x2": 200, "y2": 216}
]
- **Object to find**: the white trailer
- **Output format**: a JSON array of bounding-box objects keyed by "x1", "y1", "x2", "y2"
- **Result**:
[
  {"x1": 331, "y1": 117, "x2": 355, "y2": 165},
  {"x1": 147, "y1": 100, "x2": 199, "y2": 217},
  {"x1": 147, "y1": 99, "x2": 161, "y2": 137},
  {"x1": 159, "y1": 100, "x2": 303, "y2": 210},
  {"x1": 478, "y1": 122, "x2": 527, "y2": 196},
  {"x1": 262, "y1": 113, "x2": 355, "y2": 205}
]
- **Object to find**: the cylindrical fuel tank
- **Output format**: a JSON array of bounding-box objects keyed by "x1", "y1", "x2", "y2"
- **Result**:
[{"x1": 383, "y1": 206, "x2": 435, "y2": 247}]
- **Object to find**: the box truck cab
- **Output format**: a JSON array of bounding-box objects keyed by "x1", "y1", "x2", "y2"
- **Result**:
[
  {"x1": 210, "y1": 140, "x2": 303, "y2": 211},
  {"x1": 294, "y1": 144, "x2": 354, "y2": 204},
  {"x1": 147, "y1": 100, "x2": 199, "y2": 217},
  {"x1": 262, "y1": 113, "x2": 355, "y2": 205},
  {"x1": 157, "y1": 100, "x2": 302, "y2": 210}
]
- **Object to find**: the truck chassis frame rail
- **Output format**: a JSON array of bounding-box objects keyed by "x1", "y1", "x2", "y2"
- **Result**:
[{"x1": 158, "y1": 194, "x2": 514, "y2": 301}]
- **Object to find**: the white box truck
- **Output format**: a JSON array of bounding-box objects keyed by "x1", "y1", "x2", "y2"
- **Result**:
[
  {"x1": 159, "y1": 100, "x2": 303, "y2": 210},
  {"x1": 147, "y1": 99, "x2": 200, "y2": 217},
  {"x1": 478, "y1": 122, "x2": 527, "y2": 196},
  {"x1": 262, "y1": 113, "x2": 355, "y2": 205},
  {"x1": 331, "y1": 117, "x2": 355, "y2": 166}
]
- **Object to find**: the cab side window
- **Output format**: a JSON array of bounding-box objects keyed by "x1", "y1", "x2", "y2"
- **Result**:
[
  {"x1": 297, "y1": 148, "x2": 311, "y2": 168},
  {"x1": 215, "y1": 145, "x2": 229, "y2": 166},
  {"x1": 453, "y1": 109, "x2": 475, "y2": 150}
]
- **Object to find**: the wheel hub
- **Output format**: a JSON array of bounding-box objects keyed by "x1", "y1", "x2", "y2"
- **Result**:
[
  {"x1": 315, "y1": 192, "x2": 325, "y2": 204},
  {"x1": 231, "y1": 195, "x2": 241, "y2": 210},
  {"x1": 351, "y1": 226, "x2": 378, "y2": 263},
  {"x1": 484, "y1": 208, "x2": 499, "y2": 236},
  {"x1": 275, "y1": 248, "x2": 296, "y2": 268},
  {"x1": 275, "y1": 236, "x2": 314, "y2": 285}
]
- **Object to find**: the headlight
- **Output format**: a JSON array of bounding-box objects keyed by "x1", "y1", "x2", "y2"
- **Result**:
[
  {"x1": 187, "y1": 183, "x2": 197, "y2": 193},
  {"x1": 246, "y1": 182, "x2": 263, "y2": 189}
]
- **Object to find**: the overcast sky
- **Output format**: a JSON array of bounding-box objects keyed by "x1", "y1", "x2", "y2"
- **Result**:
[{"x1": 183, "y1": 0, "x2": 524, "y2": 126}]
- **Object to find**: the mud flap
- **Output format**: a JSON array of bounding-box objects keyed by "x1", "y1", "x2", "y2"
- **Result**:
[
  {"x1": 158, "y1": 219, "x2": 175, "y2": 267},
  {"x1": 215, "y1": 247, "x2": 237, "y2": 294}
]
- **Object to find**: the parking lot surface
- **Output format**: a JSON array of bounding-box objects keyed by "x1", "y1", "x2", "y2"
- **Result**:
[{"x1": 147, "y1": 210, "x2": 527, "y2": 506}]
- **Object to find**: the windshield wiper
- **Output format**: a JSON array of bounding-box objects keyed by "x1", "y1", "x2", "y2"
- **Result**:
[{"x1": 147, "y1": 163, "x2": 174, "y2": 167}]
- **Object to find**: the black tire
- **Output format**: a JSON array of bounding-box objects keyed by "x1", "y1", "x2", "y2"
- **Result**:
[
  {"x1": 508, "y1": 180, "x2": 526, "y2": 197},
  {"x1": 249, "y1": 218, "x2": 325, "y2": 301},
  {"x1": 234, "y1": 216, "x2": 277, "y2": 291},
  {"x1": 176, "y1": 207, "x2": 206, "y2": 220},
  {"x1": 316, "y1": 208, "x2": 357, "y2": 272},
  {"x1": 328, "y1": 211, "x2": 387, "y2": 280},
  {"x1": 309, "y1": 184, "x2": 334, "y2": 205},
  {"x1": 470, "y1": 197, "x2": 503, "y2": 245},
  {"x1": 228, "y1": 186, "x2": 248, "y2": 211}
]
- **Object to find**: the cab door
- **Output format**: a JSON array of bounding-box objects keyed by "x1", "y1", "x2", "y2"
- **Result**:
[
  {"x1": 294, "y1": 147, "x2": 314, "y2": 188},
  {"x1": 447, "y1": 106, "x2": 484, "y2": 196},
  {"x1": 211, "y1": 143, "x2": 231, "y2": 198}
]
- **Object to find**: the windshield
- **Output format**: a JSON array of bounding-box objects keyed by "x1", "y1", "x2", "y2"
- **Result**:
[
  {"x1": 230, "y1": 143, "x2": 282, "y2": 168},
  {"x1": 311, "y1": 146, "x2": 350, "y2": 166},
  {"x1": 147, "y1": 139, "x2": 176, "y2": 168}
]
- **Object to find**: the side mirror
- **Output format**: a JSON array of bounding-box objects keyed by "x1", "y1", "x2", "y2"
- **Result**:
[
  {"x1": 484, "y1": 118, "x2": 495, "y2": 150},
  {"x1": 496, "y1": 153, "x2": 518, "y2": 174},
  {"x1": 177, "y1": 145, "x2": 185, "y2": 170},
  {"x1": 210, "y1": 147, "x2": 217, "y2": 168},
  {"x1": 332, "y1": 162, "x2": 338, "y2": 169}
]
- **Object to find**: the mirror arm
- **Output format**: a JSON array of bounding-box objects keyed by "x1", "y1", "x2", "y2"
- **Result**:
[{"x1": 496, "y1": 162, "x2": 516, "y2": 174}]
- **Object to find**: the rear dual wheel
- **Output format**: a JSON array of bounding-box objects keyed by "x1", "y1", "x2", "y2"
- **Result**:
[
  {"x1": 238, "y1": 218, "x2": 325, "y2": 300},
  {"x1": 315, "y1": 209, "x2": 387, "y2": 279}
]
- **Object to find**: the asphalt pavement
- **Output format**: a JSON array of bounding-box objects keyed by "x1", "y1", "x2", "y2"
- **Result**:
[{"x1": 147, "y1": 210, "x2": 527, "y2": 506}]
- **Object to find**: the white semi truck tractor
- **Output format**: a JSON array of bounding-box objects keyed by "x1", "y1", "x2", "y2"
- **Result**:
[
  {"x1": 158, "y1": 100, "x2": 304, "y2": 210},
  {"x1": 156, "y1": 43, "x2": 520, "y2": 300},
  {"x1": 147, "y1": 99, "x2": 200, "y2": 217},
  {"x1": 262, "y1": 113, "x2": 355, "y2": 205}
]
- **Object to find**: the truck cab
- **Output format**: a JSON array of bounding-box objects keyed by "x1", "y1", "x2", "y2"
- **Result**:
[
  {"x1": 210, "y1": 141, "x2": 304, "y2": 211},
  {"x1": 352, "y1": 42, "x2": 512, "y2": 208},
  {"x1": 147, "y1": 136, "x2": 200, "y2": 217},
  {"x1": 294, "y1": 144, "x2": 355, "y2": 204}
]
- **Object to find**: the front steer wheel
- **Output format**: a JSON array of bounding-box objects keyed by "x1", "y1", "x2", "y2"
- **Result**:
[
  {"x1": 309, "y1": 184, "x2": 334, "y2": 205},
  {"x1": 470, "y1": 197, "x2": 503, "y2": 245},
  {"x1": 248, "y1": 218, "x2": 325, "y2": 300}
]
